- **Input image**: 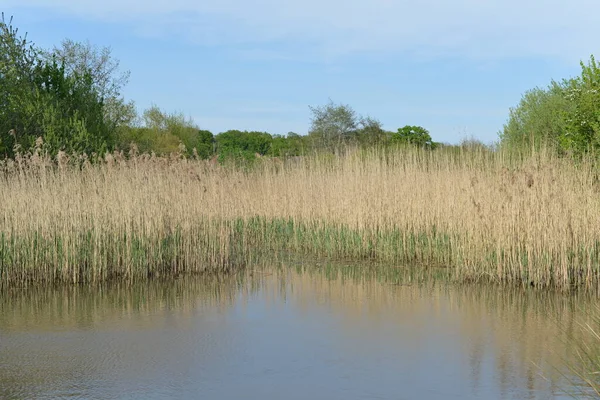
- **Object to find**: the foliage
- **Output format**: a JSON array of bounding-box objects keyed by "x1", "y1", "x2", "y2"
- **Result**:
[
  {"x1": 195, "y1": 130, "x2": 215, "y2": 159},
  {"x1": 45, "y1": 39, "x2": 128, "y2": 101},
  {"x1": 143, "y1": 106, "x2": 200, "y2": 155},
  {"x1": 308, "y1": 100, "x2": 391, "y2": 151},
  {"x1": 44, "y1": 39, "x2": 135, "y2": 130},
  {"x1": 500, "y1": 55, "x2": 600, "y2": 157},
  {"x1": 500, "y1": 83, "x2": 570, "y2": 152},
  {"x1": 116, "y1": 106, "x2": 214, "y2": 157},
  {"x1": 117, "y1": 127, "x2": 177, "y2": 155},
  {"x1": 271, "y1": 132, "x2": 309, "y2": 157},
  {"x1": 0, "y1": 13, "x2": 40, "y2": 155},
  {"x1": 308, "y1": 100, "x2": 358, "y2": 151},
  {"x1": 391, "y1": 125, "x2": 437, "y2": 148},
  {"x1": 560, "y1": 55, "x2": 600, "y2": 154},
  {"x1": 33, "y1": 58, "x2": 114, "y2": 155},
  {"x1": 215, "y1": 129, "x2": 273, "y2": 160},
  {"x1": 0, "y1": 16, "x2": 442, "y2": 160},
  {"x1": 353, "y1": 116, "x2": 389, "y2": 147},
  {"x1": 0, "y1": 14, "x2": 115, "y2": 157}
]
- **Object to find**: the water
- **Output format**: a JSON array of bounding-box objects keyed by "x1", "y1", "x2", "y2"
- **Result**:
[{"x1": 0, "y1": 265, "x2": 595, "y2": 399}]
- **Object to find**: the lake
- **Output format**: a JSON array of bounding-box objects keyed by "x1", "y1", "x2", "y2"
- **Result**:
[{"x1": 0, "y1": 264, "x2": 595, "y2": 399}]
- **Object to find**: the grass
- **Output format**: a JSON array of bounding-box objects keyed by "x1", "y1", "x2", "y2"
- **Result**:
[{"x1": 1, "y1": 143, "x2": 600, "y2": 290}]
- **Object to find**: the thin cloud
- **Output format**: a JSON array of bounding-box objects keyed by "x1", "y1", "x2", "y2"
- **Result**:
[{"x1": 6, "y1": 0, "x2": 599, "y2": 60}]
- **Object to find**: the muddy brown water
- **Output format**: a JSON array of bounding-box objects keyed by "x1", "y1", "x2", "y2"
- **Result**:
[{"x1": 0, "y1": 265, "x2": 596, "y2": 399}]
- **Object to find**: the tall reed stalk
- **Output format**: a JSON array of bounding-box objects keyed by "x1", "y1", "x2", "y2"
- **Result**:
[{"x1": 1, "y1": 144, "x2": 599, "y2": 290}]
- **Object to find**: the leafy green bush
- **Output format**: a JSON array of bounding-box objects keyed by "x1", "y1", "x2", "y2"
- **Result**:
[
  {"x1": 500, "y1": 55, "x2": 600, "y2": 157},
  {"x1": 215, "y1": 130, "x2": 273, "y2": 156},
  {"x1": 116, "y1": 106, "x2": 215, "y2": 157},
  {"x1": 391, "y1": 125, "x2": 437, "y2": 149},
  {"x1": 307, "y1": 100, "x2": 389, "y2": 151},
  {"x1": 195, "y1": 130, "x2": 215, "y2": 159},
  {"x1": 500, "y1": 84, "x2": 570, "y2": 153},
  {"x1": 560, "y1": 56, "x2": 600, "y2": 154},
  {"x1": 270, "y1": 132, "x2": 309, "y2": 157},
  {"x1": 308, "y1": 100, "x2": 358, "y2": 151},
  {"x1": 0, "y1": 15, "x2": 116, "y2": 157}
]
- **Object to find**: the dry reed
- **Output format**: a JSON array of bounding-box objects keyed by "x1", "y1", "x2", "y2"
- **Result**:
[{"x1": 1, "y1": 143, "x2": 599, "y2": 290}]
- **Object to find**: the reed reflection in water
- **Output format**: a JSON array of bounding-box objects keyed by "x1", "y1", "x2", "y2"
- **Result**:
[{"x1": 0, "y1": 266, "x2": 593, "y2": 399}]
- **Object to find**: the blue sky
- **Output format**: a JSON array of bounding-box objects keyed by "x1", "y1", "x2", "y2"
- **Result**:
[{"x1": 4, "y1": 0, "x2": 599, "y2": 144}]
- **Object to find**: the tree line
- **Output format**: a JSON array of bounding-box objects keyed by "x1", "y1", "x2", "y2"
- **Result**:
[
  {"x1": 116, "y1": 102, "x2": 439, "y2": 162},
  {"x1": 11, "y1": 13, "x2": 599, "y2": 163},
  {"x1": 0, "y1": 15, "x2": 442, "y2": 162}
]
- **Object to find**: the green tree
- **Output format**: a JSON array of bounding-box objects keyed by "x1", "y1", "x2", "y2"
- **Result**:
[
  {"x1": 215, "y1": 130, "x2": 273, "y2": 156},
  {"x1": 270, "y1": 132, "x2": 308, "y2": 157},
  {"x1": 34, "y1": 58, "x2": 113, "y2": 155},
  {"x1": 0, "y1": 13, "x2": 40, "y2": 155},
  {"x1": 45, "y1": 39, "x2": 136, "y2": 129},
  {"x1": 499, "y1": 83, "x2": 570, "y2": 152},
  {"x1": 195, "y1": 129, "x2": 215, "y2": 159},
  {"x1": 559, "y1": 55, "x2": 600, "y2": 154},
  {"x1": 353, "y1": 116, "x2": 388, "y2": 147},
  {"x1": 308, "y1": 100, "x2": 358, "y2": 152},
  {"x1": 308, "y1": 100, "x2": 391, "y2": 152},
  {"x1": 499, "y1": 55, "x2": 600, "y2": 157},
  {"x1": 118, "y1": 106, "x2": 210, "y2": 156},
  {"x1": 0, "y1": 15, "x2": 117, "y2": 157},
  {"x1": 391, "y1": 125, "x2": 436, "y2": 148}
]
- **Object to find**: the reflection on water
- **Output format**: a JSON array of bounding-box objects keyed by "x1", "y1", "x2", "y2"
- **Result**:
[{"x1": 0, "y1": 265, "x2": 595, "y2": 399}]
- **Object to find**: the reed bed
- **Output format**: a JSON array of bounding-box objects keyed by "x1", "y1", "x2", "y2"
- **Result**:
[{"x1": 1, "y1": 144, "x2": 600, "y2": 290}]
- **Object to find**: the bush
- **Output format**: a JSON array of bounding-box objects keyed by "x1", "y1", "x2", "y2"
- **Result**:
[
  {"x1": 500, "y1": 84, "x2": 570, "y2": 153},
  {"x1": 116, "y1": 106, "x2": 215, "y2": 158},
  {"x1": 0, "y1": 15, "x2": 115, "y2": 157},
  {"x1": 215, "y1": 130, "x2": 273, "y2": 156},
  {"x1": 500, "y1": 55, "x2": 600, "y2": 157},
  {"x1": 391, "y1": 125, "x2": 437, "y2": 149},
  {"x1": 270, "y1": 132, "x2": 309, "y2": 157},
  {"x1": 560, "y1": 56, "x2": 600, "y2": 154}
]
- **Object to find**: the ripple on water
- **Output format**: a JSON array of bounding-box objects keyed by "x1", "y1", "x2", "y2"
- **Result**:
[{"x1": 0, "y1": 267, "x2": 594, "y2": 399}]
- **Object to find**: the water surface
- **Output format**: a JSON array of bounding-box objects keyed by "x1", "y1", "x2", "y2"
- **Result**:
[{"x1": 0, "y1": 265, "x2": 595, "y2": 399}]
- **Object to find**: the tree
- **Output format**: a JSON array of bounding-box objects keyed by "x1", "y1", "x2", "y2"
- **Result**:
[
  {"x1": 354, "y1": 116, "x2": 387, "y2": 147},
  {"x1": 559, "y1": 55, "x2": 600, "y2": 154},
  {"x1": 34, "y1": 58, "x2": 114, "y2": 155},
  {"x1": 195, "y1": 130, "x2": 215, "y2": 159},
  {"x1": 499, "y1": 83, "x2": 570, "y2": 152},
  {"x1": 45, "y1": 39, "x2": 135, "y2": 129},
  {"x1": 270, "y1": 132, "x2": 308, "y2": 157},
  {"x1": 308, "y1": 100, "x2": 358, "y2": 152},
  {"x1": 215, "y1": 130, "x2": 273, "y2": 156},
  {"x1": 0, "y1": 15, "x2": 114, "y2": 157},
  {"x1": 499, "y1": 55, "x2": 600, "y2": 156},
  {"x1": 117, "y1": 106, "x2": 212, "y2": 156},
  {"x1": 0, "y1": 13, "x2": 40, "y2": 154},
  {"x1": 391, "y1": 125, "x2": 436, "y2": 148}
]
